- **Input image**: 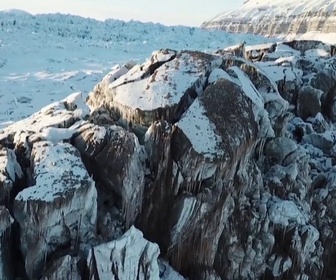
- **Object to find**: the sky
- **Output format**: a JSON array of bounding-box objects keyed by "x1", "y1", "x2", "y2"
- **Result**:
[{"x1": 0, "y1": 0, "x2": 244, "y2": 26}]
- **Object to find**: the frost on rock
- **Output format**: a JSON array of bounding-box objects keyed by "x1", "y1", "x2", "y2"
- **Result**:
[
  {"x1": 73, "y1": 122, "x2": 145, "y2": 228},
  {"x1": 87, "y1": 226, "x2": 160, "y2": 280},
  {"x1": 3, "y1": 40, "x2": 336, "y2": 279},
  {"x1": 268, "y1": 199, "x2": 309, "y2": 226},
  {"x1": 13, "y1": 141, "x2": 97, "y2": 279},
  {"x1": 0, "y1": 148, "x2": 23, "y2": 204},
  {"x1": 0, "y1": 92, "x2": 89, "y2": 147},
  {"x1": 87, "y1": 50, "x2": 222, "y2": 132},
  {"x1": 173, "y1": 77, "x2": 264, "y2": 186}
]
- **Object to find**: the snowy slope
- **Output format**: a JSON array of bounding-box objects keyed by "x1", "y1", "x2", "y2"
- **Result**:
[
  {"x1": 202, "y1": 0, "x2": 336, "y2": 44},
  {"x1": 0, "y1": 10, "x2": 272, "y2": 128}
]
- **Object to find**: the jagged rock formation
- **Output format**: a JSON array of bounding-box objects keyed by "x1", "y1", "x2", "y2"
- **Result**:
[
  {"x1": 1, "y1": 40, "x2": 336, "y2": 279},
  {"x1": 202, "y1": 0, "x2": 336, "y2": 43},
  {"x1": 87, "y1": 226, "x2": 160, "y2": 279}
]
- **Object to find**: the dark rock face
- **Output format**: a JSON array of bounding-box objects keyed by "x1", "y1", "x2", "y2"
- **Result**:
[
  {"x1": 73, "y1": 122, "x2": 145, "y2": 228},
  {"x1": 0, "y1": 148, "x2": 23, "y2": 205},
  {"x1": 13, "y1": 140, "x2": 97, "y2": 279},
  {"x1": 2, "y1": 40, "x2": 336, "y2": 279},
  {"x1": 0, "y1": 206, "x2": 14, "y2": 280}
]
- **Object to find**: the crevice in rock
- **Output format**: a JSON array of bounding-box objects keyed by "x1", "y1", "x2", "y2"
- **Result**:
[{"x1": 10, "y1": 222, "x2": 28, "y2": 280}]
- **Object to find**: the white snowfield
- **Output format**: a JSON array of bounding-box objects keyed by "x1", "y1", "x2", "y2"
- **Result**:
[{"x1": 0, "y1": 10, "x2": 272, "y2": 128}]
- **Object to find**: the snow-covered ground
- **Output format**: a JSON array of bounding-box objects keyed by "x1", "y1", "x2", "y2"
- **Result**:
[{"x1": 0, "y1": 10, "x2": 272, "y2": 128}]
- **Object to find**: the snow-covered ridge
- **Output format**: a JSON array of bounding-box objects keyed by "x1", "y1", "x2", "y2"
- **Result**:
[
  {"x1": 0, "y1": 11, "x2": 272, "y2": 129},
  {"x1": 202, "y1": 0, "x2": 336, "y2": 44}
]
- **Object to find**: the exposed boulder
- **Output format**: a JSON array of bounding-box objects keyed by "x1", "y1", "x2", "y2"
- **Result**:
[
  {"x1": 87, "y1": 50, "x2": 222, "y2": 136},
  {"x1": 0, "y1": 148, "x2": 23, "y2": 204},
  {"x1": 297, "y1": 86, "x2": 323, "y2": 120},
  {"x1": 41, "y1": 255, "x2": 81, "y2": 280},
  {"x1": 72, "y1": 122, "x2": 145, "y2": 228},
  {"x1": 0, "y1": 206, "x2": 14, "y2": 280},
  {"x1": 3, "y1": 41, "x2": 336, "y2": 280},
  {"x1": 13, "y1": 141, "x2": 97, "y2": 278},
  {"x1": 86, "y1": 226, "x2": 160, "y2": 280}
]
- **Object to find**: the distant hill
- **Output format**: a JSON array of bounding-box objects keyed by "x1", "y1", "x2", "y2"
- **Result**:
[{"x1": 202, "y1": 0, "x2": 336, "y2": 44}]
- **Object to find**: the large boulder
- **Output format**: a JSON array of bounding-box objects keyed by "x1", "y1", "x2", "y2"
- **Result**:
[
  {"x1": 73, "y1": 122, "x2": 145, "y2": 228},
  {"x1": 13, "y1": 141, "x2": 97, "y2": 278},
  {"x1": 0, "y1": 206, "x2": 14, "y2": 280},
  {"x1": 0, "y1": 148, "x2": 23, "y2": 204},
  {"x1": 87, "y1": 50, "x2": 222, "y2": 135},
  {"x1": 86, "y1": 226, "x2": 160, "y2": 280}
]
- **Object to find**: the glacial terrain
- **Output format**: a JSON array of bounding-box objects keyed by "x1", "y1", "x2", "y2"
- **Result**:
[
  {"x1": 202, "y1": 0, "x2": 336, "y2": 44},
  {"x1": 1, "y1": 33, "x2": 336, "y2": 279},
  {"x1": 0, "y1": 10, "x2": 271, "y2": 129}
]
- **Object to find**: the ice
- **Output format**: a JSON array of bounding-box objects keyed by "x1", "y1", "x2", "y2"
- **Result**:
[{"x1": 0, "y1": 12, "x2": 272, "y2": 128}]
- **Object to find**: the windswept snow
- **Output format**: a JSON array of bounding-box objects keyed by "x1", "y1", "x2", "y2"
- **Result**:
[{"x1": 0, "y1": 12, "x2": 272, "y2": 128}]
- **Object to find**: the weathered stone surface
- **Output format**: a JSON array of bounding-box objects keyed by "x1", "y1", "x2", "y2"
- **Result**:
[
  {"x1": 86, "y1": 226, "x2": 160, "y2": 280},
  {"x1": 73, "y1": 122, "x2": 145, "y2": 228},
  {"x1": 87, "y1": 49, "x2": 222, "y2": 133},
  {"x1": 303, "y1": 131, "x2": 336, "y2": 154},
  {"x1": 4, "y1": 41, "x2": 336, "y2": 280},
  {"x1": 297, "y1": 86, "x2": 323, "y2": 120},
  {"x1": 41, "y1": 255, "x2": 81, "y2": 280},
  {"x1": 13, "y1": 141, "x2": 97, "y2": 278},
  {"x1": 0, "y1": 206, "x2": 14, "y2": 280},
  {"x1": 0, "y1": 148, "x2": 23, "y2": 204},
  {"x1": 265, "y1": 137, "x2": 299, "y2": 165}
]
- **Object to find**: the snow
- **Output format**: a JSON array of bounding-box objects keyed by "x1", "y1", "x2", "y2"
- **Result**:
[
  {"x1": 207, "y1": 0, "x2": 336, "y2": 23},
  {"x1": 208, "y1": 68, "x2": 233, "y2": 84},
  {"x1": 0, "y1": 12, "x2": 271, "y2": 128},
  {"x1": 245, "y1": 43, "x2": 275, "y2": 52},
  {"x1": 0, "y1": 149, "x2": 23, "y2": 182},
  {"x1": 113, "y1": 52, "x2": 215, "y2": 111},
  {"x1": 177, "y1": 98, "x2": 223, "y2": 159},
  {"x1": 0, "y1": 93, "x2": 89, "y2": 143},
  {"x1": 92, "y1": 226, "x2": 160, "y2": 279},
  {"x1": 257, "y1": 65, "x2": 303, "y2": 82},
  {"x1": 229, "y1": 66, "x2": 263, "y2": 108},
  {"x1": 284, "y1": 32, "x2": 336, "y2": 45},
  {"x1": 269, "y1": 199, "x2": 309, "y2": 226},
  {"x1": 203, "y1": 0, "x2": 336, "y2": 44},
  {"x1": 170, "y1": 197, "x2": 197, "y2": 245},
  {"x1": 15, "y1": 141, "x2": 93, "y2": 202},
  {"x1": 305, "y1": 48, "x2": 331, "y2": 58}
]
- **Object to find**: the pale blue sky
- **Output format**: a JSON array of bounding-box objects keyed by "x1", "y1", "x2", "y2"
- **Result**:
[{"x1": 0, "y1": 0, "x2": 244, "y2": 26}]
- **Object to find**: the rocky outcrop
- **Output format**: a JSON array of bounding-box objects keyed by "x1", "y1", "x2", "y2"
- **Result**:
[
  {"x1": 86, "y1": 226, "x2": 160, "y2": 279},
  {"x1": 0, "y1": 207, "x2": 14, "y2": 280},
  {"x1": 13, "y1": 141, "x2": 97, "y2": 278},
  {"x1": 73, "y1": 122, "x2": 145, "y2": 228},
  {"x1": 87, "y1": 49, "x2": 222, "y2": 138},
  {"x1": 0, "y1": 148, "x2": 23, "y2": 205},
  {"x1": 1, "y1": 39, "x2": 336, "y2": 279},
  {"x1": 202, "y1": 0, "x2": 336, "y2": 43}
]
